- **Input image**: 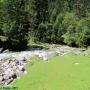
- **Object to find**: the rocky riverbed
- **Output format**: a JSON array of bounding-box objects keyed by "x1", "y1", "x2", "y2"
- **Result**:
[{"x1": 0, "y1": 46, "x2": 85, "y2": 85}]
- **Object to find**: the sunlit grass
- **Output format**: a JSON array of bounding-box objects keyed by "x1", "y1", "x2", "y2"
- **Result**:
[{"x1": 7, "y1": 54, "x2": 90, "y2": 90}]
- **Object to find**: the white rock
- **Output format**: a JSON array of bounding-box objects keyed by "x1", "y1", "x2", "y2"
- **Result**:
[{"x1": 0, "y1": 76, "x2": 3, "y2": 81}]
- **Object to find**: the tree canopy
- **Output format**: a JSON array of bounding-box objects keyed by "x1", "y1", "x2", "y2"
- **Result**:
[{"x1": 0, "y1": 0, "x2": 90, "y2": 51}]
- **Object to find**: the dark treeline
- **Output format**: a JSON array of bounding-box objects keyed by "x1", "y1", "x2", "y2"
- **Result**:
[{"x1": 0, "y1": 0, "x2": 90, "y2": 51}]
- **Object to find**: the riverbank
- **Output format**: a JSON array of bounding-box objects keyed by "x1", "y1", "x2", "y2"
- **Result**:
[{"x1": 0, "y1": 45, "x2": 87, "y2": 85}]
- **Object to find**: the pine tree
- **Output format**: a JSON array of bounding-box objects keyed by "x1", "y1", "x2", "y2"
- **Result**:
[
  {"x1": 32, "y1": 0, "x2": 48, "y2": 39},
  {"x1": 2, "y1": 0, "x2": 30, "y2": 50}
]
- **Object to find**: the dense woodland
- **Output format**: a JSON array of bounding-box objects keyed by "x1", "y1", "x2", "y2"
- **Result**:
[{"x1": 0, "y1": 0, "x2": 90, "y2": 51}]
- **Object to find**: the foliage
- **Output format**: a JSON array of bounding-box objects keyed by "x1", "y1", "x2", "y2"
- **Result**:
[
  {"x1": 31, "y1": 0, "x2": 48, "y2": 38},
  {"x1": 1, "y1": 0, "x2": 30, "y2": 50},
  {"x1": 0, "y1": 0, "x2": 90, "y2": 49},
  {"x1": 62, "y1": 12, "x2": 78, "y2": 46},
  {"x1": 76, "y1": 17, "x2": 90, "y2": 47},
  {"x1": 32, "y1": 0, "x2": 90, "y2": 47}
]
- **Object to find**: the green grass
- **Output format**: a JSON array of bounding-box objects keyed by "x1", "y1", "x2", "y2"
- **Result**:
[{"x1": 7, "y1": 54, "x2": 90, "y2": 90}]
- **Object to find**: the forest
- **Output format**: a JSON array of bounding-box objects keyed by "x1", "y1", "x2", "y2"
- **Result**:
[{"x1": 0, "y1": 0, "x2": 90, "y2": 51}]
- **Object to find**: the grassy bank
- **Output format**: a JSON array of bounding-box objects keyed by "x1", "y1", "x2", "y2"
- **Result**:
[{"x1": 9, "y1": 54, "x2": 90, "y2": 90}]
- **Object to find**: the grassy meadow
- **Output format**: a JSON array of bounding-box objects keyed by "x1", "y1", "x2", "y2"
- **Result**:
[{"x1": 8, "y1": 54, "x2": 90, "y2": 90}]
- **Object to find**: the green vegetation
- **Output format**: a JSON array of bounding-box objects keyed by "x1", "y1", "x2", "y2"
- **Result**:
[
  {"x1": 2, "y1": 0, "x2": 30, "y2": 50},
  {"x1": 0, "y1": 0, "x2": 90, "y2": 50},
  {"x1": 0, "y1": 0, "x2": 30, "y2": 50},
  {"x1": 10, "y1": 54, "x2": 90, "y2": 90}
]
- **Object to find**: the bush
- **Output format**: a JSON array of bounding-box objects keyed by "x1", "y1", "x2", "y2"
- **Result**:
[
  {"x1": 53, "y1": 13, "x2": 65, "y2": 43},
  {"x1": 76, "y1": 17, "x2": 90, "y2": 47},
  {"x1": 2, "y1": 0, "x2": 30, "y2": 50},
  {"x1": 62, "y1": 12, "x2": 78, "y2": 46},
  {"x1": 37, "y1": 22, "x2": 53, "y2": 43}
]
